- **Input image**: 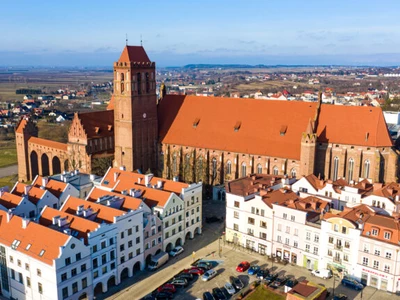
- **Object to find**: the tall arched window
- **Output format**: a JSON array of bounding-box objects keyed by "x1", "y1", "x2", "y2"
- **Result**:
[
  {"x1": 226, "y1": 160, "x2": 232, "y2": 175},
  {"x1": 172, "y1": 153, "x2": 177, "y2": 174},
  {"x1": 348, "y1": 158, "x2": 354, "y2": 182},
  {"x1": 333, "y1": 157, "x2": 339, "y2": 181},
  {"x1": 364, "y1": 159, "x2": 370, "y2": 179},
  {"x1": 291, "y1": 168, "x2": 297, "y2": 178},
  {"x1": 273, "y1": 166, "x2": 279, "y2": 175},
  {"x1": 145, "y1": 72, "x2": 150, "y2": 93},
  {"x1": 137, "y1": 72, "x2": 141, "y2": 95},
  {"x1": 120, "y1": 73, "x2": 124, "y2": 81},
  {"x1": 241, "y1": 162, "x2": 247, "y2": 177},
  {"x1": 212, "y1": 158, "x2": 217, "y2": 179},
  {"x1": 198, "y1": 157, "x2": 203, "y2": 180},
  {"x1": 257, "y1": 163, "x2": 262, "y2": 174},
  {"x1": 120, "y1": 83, "x2": 124, "y2": 92}
]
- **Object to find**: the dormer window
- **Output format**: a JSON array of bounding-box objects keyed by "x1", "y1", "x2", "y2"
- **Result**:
[
  {"x1": 234, "y1": 121, "x2": 241, "y2": 132},
  {"x1": 371, "y1": 228, "x2": 379, "y2": 236},
  {"x1": 384, "y1": 231, "x2": 391, "y2": 240},
  {"x1": 280, "y1": 125, "x2": 287, "y2": 136},
  {"x1": 39, "y1": 250, "x2": 45, "y2": 257},
  {"x1": 193, "y1": 118, "x2": 200, "y2": 128}
]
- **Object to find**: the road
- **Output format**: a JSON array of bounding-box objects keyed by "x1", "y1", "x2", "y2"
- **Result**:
[{"x1": 0, "y1": 164, "x2": 17, "y2": 178}]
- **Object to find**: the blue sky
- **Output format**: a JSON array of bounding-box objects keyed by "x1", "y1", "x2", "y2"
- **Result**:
[{"x1": 1, "y1": 0, "x2": 400, "y2": 66}]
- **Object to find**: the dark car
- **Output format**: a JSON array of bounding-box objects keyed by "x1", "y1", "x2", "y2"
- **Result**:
[
  {"x1": 230, "y1": 276, "x2": 244, "y2": 290},
  {"x1": 175, "y1": 272, "x2": 194, "y2": 281},
  {"x1": 206, "y1": 216, "x2": 223, "y2": 223},
  {"x1": 270, "y1": 276, "x2": 288, "y2": 288},
  {"x1": 341, "y1": 277, "x2": 364, "y2": 291},
  {"x1": 285, "y1": 278, "x2": 298, "y2": 288},
  {"x1": 265, "y1": 272, "x2": 278, "y2": 284},
  {"x1": 256, "y1": 269, "x2": 269, "y2": 280},
  {"x1": 195, "y1": 261, "x2": 213, "y2": 268},
  {"x1": 333, "y1": 294, "x2": 348, "y2": 300},
  {"x1": 203, "y1": 291, "x2": 215, "y2": 300},
  {"x1": 212, "y1": 287, "x2": 227, "y2": 300},
  {"x1": 153, "y1": 291, "x2": 173, "y2": 299},
  {"x1": 248, "y1": 265, "x2": 260, "y2": 275}
]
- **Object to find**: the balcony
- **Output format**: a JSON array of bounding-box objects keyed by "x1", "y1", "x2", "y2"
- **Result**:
[
  {"x1": 333, "y1": 257, "x2": 342, "y2": 263},
  {"x1": 334, "y1": 244, "x2": 342, "y2": 250}
]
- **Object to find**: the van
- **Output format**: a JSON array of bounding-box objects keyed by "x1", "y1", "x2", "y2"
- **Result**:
[
  {"x1": 148, "y1": 251, "x2": 169, "y2": 271},
  {"x1": 311, "y1": 269, "x2": 332, "y2": 279}
]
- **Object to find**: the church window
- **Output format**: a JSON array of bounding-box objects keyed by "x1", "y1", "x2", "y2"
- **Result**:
[
  {"x1": 257, "y1": 163, "x2": 262, "y2": 174},
  {"x1": 121, "y1": 83, "x2": 124, "y2": 93},
  {"x1": 241, "y1": 162, "x2": 246, "y2": 177},
  {"x1": 333, "y1": 157, "x2": 339, "y2": 181},
  {"x1": 137, "y1": 73, "x2": 141, "y2": 94},
  {"x1": 364, "y1": 160, "x2": 370, "y2": 179},
  {"x1": 120, "y1": 73, "x2": 124, "y2": 81},
  {"x1": 348, "y1": 158, "x2": 354, "y2": 182},
  {"x1": 146, "y1": 72, "x2": 150, "y2": 93},
  {"x1": 197, "y1": 157, "x2": 203, "y2": 180},
  {"x1": 172, "y1": 153, "x2": 177, "y2": 174},
  {"x1": 227, "y1": 160, "x2": 232, "y2": 175},
  {"x1": 212, "y1": 158, "x2": 217, "y2": 179},
  {"x1": 273, "y1": 166, "x2": 279, "y2": 175},
  {"x1": 291, "y1": 168, "x2": 297, "y2": 178}
]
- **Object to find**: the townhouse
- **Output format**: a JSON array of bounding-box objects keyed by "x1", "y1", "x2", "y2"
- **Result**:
[
  {"x1": 32, "y1": 175, "x2": 80, "y2": 204},
  {"x1": 0, "y1": 191, "x2": 36, "y2": 218},
  {"x1": 0, "y1": 211, "x2": 93, "y2": 300}
]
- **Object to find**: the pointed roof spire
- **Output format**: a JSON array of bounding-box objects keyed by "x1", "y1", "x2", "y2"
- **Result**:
[
  {"x1": 118, "y1": 46, "x2": 150, "y2": 63},
  {"x1": 305, "y1": 118, "x2": 314, "y2": 135}
]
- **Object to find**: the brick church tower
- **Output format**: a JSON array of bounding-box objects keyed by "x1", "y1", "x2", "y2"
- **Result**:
[
  {"x1": 113, "y1": 46, "x2": 158, "y2": 173},
  {"x1": 15, "y1": 118, "x2": 38, "y2": 182}
]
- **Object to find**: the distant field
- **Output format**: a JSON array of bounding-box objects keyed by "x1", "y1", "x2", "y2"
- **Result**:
[
  {"x1": 0, "y1": 174, "x2": 18, "y2": 189},
  {"x1": 234, "y1": 80, "x2": 320, "y2": 92},
  {"x1": 0, "y1": 141, "x2": 17, "y2": 168}
]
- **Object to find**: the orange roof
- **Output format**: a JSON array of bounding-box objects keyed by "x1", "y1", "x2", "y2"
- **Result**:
[
  {"x1": 39, "y1": 207, "x2": 99, "y2": 245},
  {"x1": 32, "y1": 176, "x2": 67, "y2": 199},
  {"x1": 158, "y1": 95, "x2": 318, "y2": 159},
  {"x1": 107, "y1": 95, "x2": 114, "y2": 110},
  {"x1": 118, "y1": 46, "x2": 151, "y2": 63},
  {"x1": 0, "y1": 211, "x2": 69, "y2": 265},
  {"x1": 363, "y1": 214, "x2": 400, "y2": 245},
  {"x1": 28, "y1": 137, "x2": 68, "y2": 151},
  {"x1": 15, "y1": 119, "x2": 28, "y2": 134},
  {"x1": 140, "y1": 186, "x2": 171, "y2": 209},
  {"x1": 87, "y1": 187, "x2": 143, "y2": 211},
  {"x1": 0, "y1": 192, "x2": 23, "y2": 209},
  {"x1": 317, "y1": 105, "x2": 393, "y2": 147},
  {"x1": 12, "y1": 183, "x2": 46, "y2": 205},
  {"x1": 61, "y1": 196, "x2": 125, "y2": 224},
  {"x1": 75, "y1": 110, "x2": 114, "y2": 139}
]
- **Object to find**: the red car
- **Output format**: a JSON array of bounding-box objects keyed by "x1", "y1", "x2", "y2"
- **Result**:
[
  {"x1": 183, "y1": 267, "x2": 205, "y2": 275},
  {"x1": 236, "y1": 261, "x2": 250, "y2": 272},
  {"x1": 157, "y1": 283, "x2": 176, "y2": 293}
]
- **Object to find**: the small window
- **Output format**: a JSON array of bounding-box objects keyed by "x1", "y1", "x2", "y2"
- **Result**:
[
  {"x1": 39, "y1": 250, "x2": 45, "y2": 257},
  {"x1": 384, "y1": 232, "x2": 391, "y2": 240},
  {"x1": 234, "y1": 201, "x2": 240, "y2": 208}
]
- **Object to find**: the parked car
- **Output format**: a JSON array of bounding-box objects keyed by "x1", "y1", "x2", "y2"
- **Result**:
[
  {"x1": 203, "y1": 291, "x2": 215, "y2": 300},
  {"x1": 206, "y1": 216, "x2": 224, "y2": 223},
  {"x1": 285, "y1": 278, "x2": 298, "y2": 288},
  {"x1": 248, "y1": 265, "x2": 260, "y2": 275},
  {"x1": 224, "y1": 282, "x2": 236, "y2": 295},
  {"x1": 169, "y1": 246, "x2": 184, "y2": 257},
  {"x1": 236, "y1": 261, "x2": 250, "y2": 272},
  {"x1": 264, "y1": 272, "x2": 278, "y2": 284},
  {"x1": 230, "y1": 276, "x2": 244, "y2": 290},
  {"x1": 175, "y1": 272, "x2": 194, "y2": 281},
  {"x1": 195, "y1": 261, "x2": 213, "y2": 268},
  {"x1": 341, "y1": 277, "x2": 364, "y2": 291},
  {"x1": 183, "y1": 267, "x2": 205, "y2": 275},
  {"x1": 153, "y1": 291, "x2": 173, "y2": 299},
  {"x1": 197, "y1": 263, "x2": 212, "y2": 271},
  {"x1": 157, "y1": 283, "x2": 176, "y2": 293},
  {"x1": 270, "y1": 275, "x2": 288, "y2": 288},
  {"x1": 333, "y1": 294, "x2": 348, "y2": 300},
  {"x1": 311, "y1": 269, "x2": 332, "y2": 279},
  {"x1": 202, "y1": 269, "x2": 218, "y2": 281},
  {"x1": 169, "y1": 278, "x2": 188, "y2": 287},
  {"x1": 212, "y1": 287, "x2": 227, "y2": 300},
  {"x1": 256, "y1": 269, "x2": 269, "y2": 280}
]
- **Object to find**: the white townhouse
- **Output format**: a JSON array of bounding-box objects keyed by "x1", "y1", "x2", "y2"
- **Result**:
[
  {"x1": 0, "y1": 191, "x2": 37, "y2": 219},
  {"x1": 0, "y1": 211, "x2": 93, "y2": 300},
  {"x1": 60, "y1": 196, "x2": 145, "y2": 284},
  {"x1": 33, "y1": 175, "x2": 80, "y2": 203}
]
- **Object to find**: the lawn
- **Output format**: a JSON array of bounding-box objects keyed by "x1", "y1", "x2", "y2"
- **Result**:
[
  {"x1": 0, "y1": 142, "x2": 17, "y2": 168},
  {"x1": 246, "y1": 286, "x2": 285, "y2": 300},
  {"x1": 0, "y1": 174, "x2": 18, "y2": 189}
]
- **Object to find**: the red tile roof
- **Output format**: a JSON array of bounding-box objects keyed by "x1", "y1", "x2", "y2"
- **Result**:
[
  {"x1": 32, "y1": 176, "x2": 67, "y2": 199},
  {"x1": 76, "y1": 110, "x2": 114, "y2": 139},
  {"x1": 317, "y1": 105, "x2": 392, "y2": 147},
  {"x1": 158, "y1": 95, "x2": 318, "y2": 160},
  {"x1": 0, "y1": 211, "x2": 69, "y2": 265},
  {"x1": 0, "y1": 192, "x2": 23, "y2": 209},
  {"x1": 28, "y1": 137, "x2": 68, "y2": 151},
  {"x1": 87, "y1": 187, "x2": 143, "y2": 211},
  {"x1": 118, "y1": 46, "x2": 151, "y2": 63},
  {"x1": 12, "y1": 183, "x2": 46, "y2": 205}
]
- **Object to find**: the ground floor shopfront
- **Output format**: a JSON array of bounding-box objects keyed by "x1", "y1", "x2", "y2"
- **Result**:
[
  {"x1": 356, "y1": 266, "x2": 399, "y2": 293},
  {"x1": 303, "y1": 254, "x2": 319, "y2": 270},
  {"x1": 225, "y1": 228, "x2": 272, "y2": 256}
]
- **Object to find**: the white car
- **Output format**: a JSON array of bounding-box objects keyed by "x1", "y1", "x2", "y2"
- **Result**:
[
  {"x1": 201, "y1": 269, "x2": 218, "y2": 281},
  {"x1": 169, "y1": 246, "x2": 184, "y2": 257},
  {"x1": 311, "y1": 269, "x2": 332, "y2": 279},
  {"x1": 224, "y1": 282, "x2": 236, "y2": 295}
]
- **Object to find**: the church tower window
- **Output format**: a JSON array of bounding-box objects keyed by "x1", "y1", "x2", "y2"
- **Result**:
[
  {"x1": 273, "y1": 166, "x2": 279, "y2": 175},
  {"x1": 227, "y1": 160, "x2": 232, "y2": 175},
  {"x1": 348, "y1": 158, "x2": 354, "y2": 182},
  {"x1": 137, "y1": 73, "x2": 141, "y2": 95},
  {"x1": 291, "y1": 168, "x2": 297, "y2": 178},
  {"x1": 172, "y1": 153, "x2": 177, "y2": 174},
  {"x1": 146, "y1": 72, "x2": 150, "y2": 93},
  {"x1": 212, "y1": 158, "x2": 217, "y2": 179},
  {"x1": 257, "y1": 163, "x2": 262, "y2": 174},
  {"x1": 333, "y1": 157, "x2": 339, "y2": 181},
  {"x1": 241, "y1": 162, "x2": 247, "y2": 177},
  {"x1": 364, "y1": 160, "x2": 370, "y2": 179}
]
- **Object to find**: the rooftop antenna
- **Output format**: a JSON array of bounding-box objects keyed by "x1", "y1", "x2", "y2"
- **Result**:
[
  {"x1": 140, "y1": 34, "x2": 143, "y2": 46},
  {"x1": 126, "y1": 34, "x2": 128, "y2": 46}
]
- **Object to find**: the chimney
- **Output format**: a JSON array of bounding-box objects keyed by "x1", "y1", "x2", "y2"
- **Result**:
[
  {"x1": 173, "y1": 176, "x2": 179, "y2": 182},
  {"x1": 83, "y1": 207, "x2": 94, "y2": 218},
  {"x1": 119, "y1": 166, "x2": 126, "y2": 171},
  {"x1": 22, "y1": 218, "x2": 30, "y2": 229},
  {"x1": 138, "y1": 178, "x2": 142, "y2": 184},
  {"x1": 157, "y1": 180, "x2": 163, "y2": 189},
  {"x1": 6, "y1": 210, "x2": 13, "y2": 222},
  {"x1": 74, "y1": 169, "x2": 79, "y2": 176},
  {"x1": 52, "y1": 215, "x2": 61, "y2": 225},
  {"x1": 114, "y1": 172, "x2": 119, "y2": 182},
  {"x1": 121, "y1": 190, "x2": 127, "y2": 195},
  {"x1": 89, "y1": 174, "x2": 95, "y2": 181},
  {"x1": 57, "y1": 217, "x2": 68, "y2": 227},
  {"x1": 145, "y1": 174, "x2": 154, "y2": 186},
  {"x1": 24, "y1": 185, "x2": 32, "y2": 195},
  {"x1": 41, "y1": 177, "x2": 49, "y2": 187}
]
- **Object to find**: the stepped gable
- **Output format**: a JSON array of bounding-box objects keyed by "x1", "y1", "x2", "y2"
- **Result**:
[
  {"x1": 118, "y1": 45, "x2": 151, "y2": 63},
  {"x1": 316, "y1": 105, "x2": 393, "y2": 147},
  {"x1": 158, "y1": 95, "x2": 318, "y2": 160},
  {"x1": 0, "y1": 211, "x2": 69, "y2": 266},
  {"x1": 15, "y1": 118, "x2": 28, "y2": 134},
  {"x1": 76, "y1": 110, "x2": 114, "y2": 139}
]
